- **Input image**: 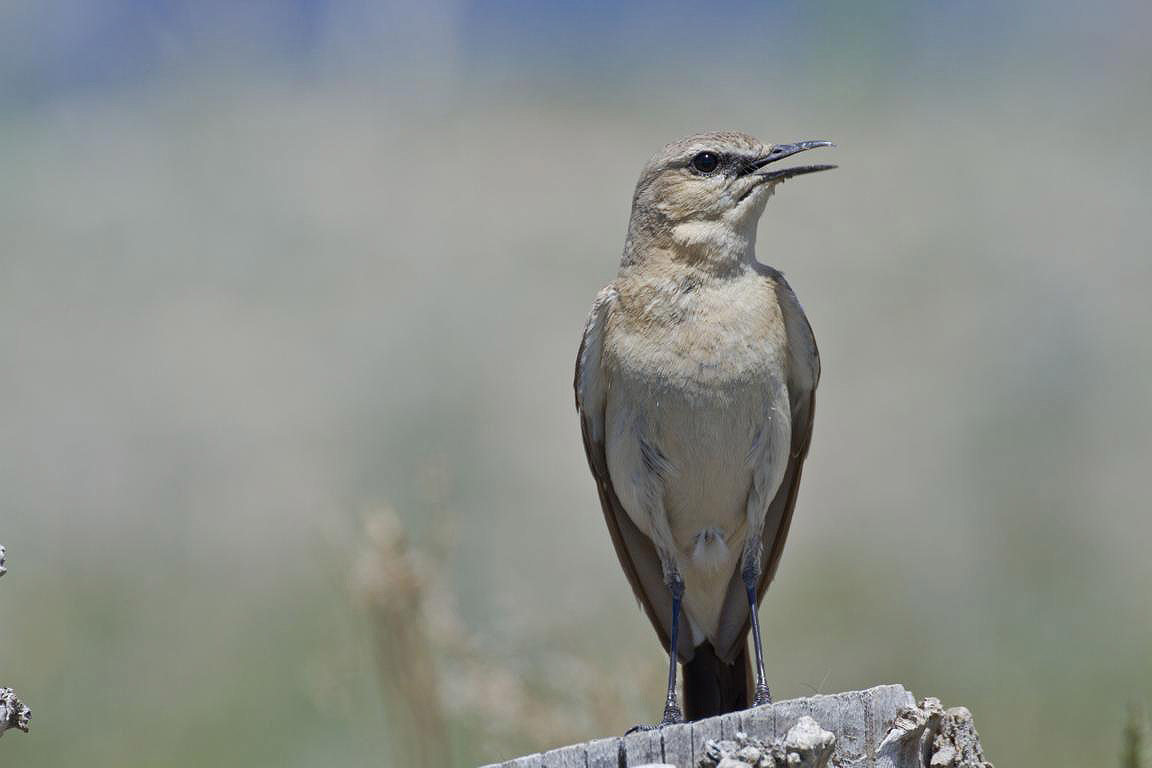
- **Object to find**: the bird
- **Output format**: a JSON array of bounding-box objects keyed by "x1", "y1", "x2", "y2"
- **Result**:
[{"x1": 574, "y1": 131, "x2": 833, "y2": 727}]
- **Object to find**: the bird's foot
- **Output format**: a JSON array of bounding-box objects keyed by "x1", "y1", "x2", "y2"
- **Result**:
[
  {"x1": 625, "y1": 701, "x2": 683, "y2": 734},
  {"x1": 752, "y1": 682, "x2": 773, "y2": 707}
]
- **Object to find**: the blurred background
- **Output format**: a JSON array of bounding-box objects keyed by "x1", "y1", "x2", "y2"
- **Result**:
[{"x1": 1, "y1": 1, "x2": 1150, "y2": 766}]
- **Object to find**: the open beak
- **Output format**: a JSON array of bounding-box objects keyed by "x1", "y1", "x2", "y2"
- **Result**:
[{"x1": 747, "y1": 140, "x2": 837, "y2": 182}]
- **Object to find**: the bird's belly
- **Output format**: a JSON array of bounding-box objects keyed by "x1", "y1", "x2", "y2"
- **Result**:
[
  {"x1": 604, "y1": 370, "x2": 774, "y2": 642},
  {"x1": 656, "y1": 391, "x2": 762, "y2": 637},
  {"x1": 652, "y1": 391, "x2": 759, "y2": 546}
]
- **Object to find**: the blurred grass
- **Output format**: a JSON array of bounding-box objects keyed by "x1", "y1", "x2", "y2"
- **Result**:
[{"x1": 1, "y1": 3, "x2": 1151, "y2": 767}]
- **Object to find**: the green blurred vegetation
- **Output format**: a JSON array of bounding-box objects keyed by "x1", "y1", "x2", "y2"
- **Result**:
[{"x1": 1, "y1": 3, "x2": 1151, "y2": 767}]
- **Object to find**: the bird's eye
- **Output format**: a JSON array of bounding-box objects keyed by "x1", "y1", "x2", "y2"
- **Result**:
[{"x1": 690, "y1": 151, "x2": 720, "y2": 174}]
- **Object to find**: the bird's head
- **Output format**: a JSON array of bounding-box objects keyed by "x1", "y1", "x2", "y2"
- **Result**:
[{"x1": 627, "y1": 131, "x2": 835, "y2": 262}]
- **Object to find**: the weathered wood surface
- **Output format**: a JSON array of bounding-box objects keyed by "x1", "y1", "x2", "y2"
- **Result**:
[
  {"x1": 0, "y1": 543, "x2": 32, "y2": 738},
  {"x1": 481, "y1": 684, "x2": 991, "y2": 768}
]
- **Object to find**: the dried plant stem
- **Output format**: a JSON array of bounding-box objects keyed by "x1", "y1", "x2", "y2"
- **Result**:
[
  {"x1": 353, "y1": 513, "x2": 451, "y2": 767},
  {"x1": 1123, "y1": 703, "x2": 1150, "y2": 768}
]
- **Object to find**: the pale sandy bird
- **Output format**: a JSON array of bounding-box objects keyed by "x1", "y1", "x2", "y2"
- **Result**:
[{"x1": 574, "y1": 132, "x2": 833, "y2": 726}]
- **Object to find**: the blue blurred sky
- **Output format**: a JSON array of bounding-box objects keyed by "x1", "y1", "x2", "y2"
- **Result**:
[{"x1": 4, "y1": 0, "x2": 1148, "y2": 107}]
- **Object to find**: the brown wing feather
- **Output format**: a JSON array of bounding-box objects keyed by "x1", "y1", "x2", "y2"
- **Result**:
[
  {"x1": 757, "y1": 390, "x2": 816, "y2": 598},
  {"x1": 578, "y1": 417, "x2": 671, "y2": 648},
  {"x1": 575, "y1": 331, "x2": 694, "y2": 661}
]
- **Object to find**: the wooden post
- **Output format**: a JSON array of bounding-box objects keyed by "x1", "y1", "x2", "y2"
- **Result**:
[
  {"x1": 0, "y1": 544, "x2": 32, "y2": 738},
  {"x1": 479, "y1": 684, "x2": 992, "y2": 768}
]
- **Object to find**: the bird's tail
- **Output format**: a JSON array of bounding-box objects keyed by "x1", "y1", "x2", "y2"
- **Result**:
[{"x1": 682, "y1": 641, "x2": 749, "y2": 720}]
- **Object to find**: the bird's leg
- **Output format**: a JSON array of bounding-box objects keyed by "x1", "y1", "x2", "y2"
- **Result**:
[
  {"x1": 659, "y1": 572, "x2": 685, "y2": 723},
  {"x1": 742, "y1": 556, "x2": 772, "y2": 707},
  {"x1": 627, "y1": 568, "x2": 684, "y2": 733}
]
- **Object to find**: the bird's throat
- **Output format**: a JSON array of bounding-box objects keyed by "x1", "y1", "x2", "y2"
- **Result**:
[{"x1": 668, "y1": 218, "x2": 758, "y2": 271}]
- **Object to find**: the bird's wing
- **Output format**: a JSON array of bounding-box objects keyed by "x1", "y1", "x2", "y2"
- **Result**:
[
  {"x1": 575, "y1": 286, "x2": 692, "y2": 660},
  {"x1": 756, "y1": 388, "x2": 816, "y2": 596},
  {"x1": 756, "y1": 279, "x2": 821, "y2": 602},
  {"x1": 711, "y1": 282, "x2": 819, "y2": 663}
]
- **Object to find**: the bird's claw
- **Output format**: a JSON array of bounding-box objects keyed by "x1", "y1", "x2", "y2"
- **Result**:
[{"x1": 626, "y1": 702, "x2": 683, "y2": 733}]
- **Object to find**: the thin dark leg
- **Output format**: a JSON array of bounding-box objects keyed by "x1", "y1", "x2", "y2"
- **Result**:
[
  {"x1": 627, "y1": 575, "x2": 684, "y2": 732},
  {"x1": 660, "y1": 578, "x2": 685, "y2": 723},
  {"x1": 744, "y1": 570, "x2": 772, "y2": 706}
]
